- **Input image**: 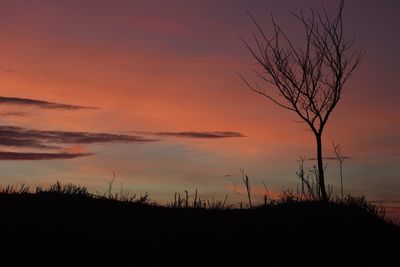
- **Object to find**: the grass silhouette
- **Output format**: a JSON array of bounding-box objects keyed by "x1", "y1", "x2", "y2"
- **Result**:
[{"x1": 0, "y1": 182, "x2": 398, "y2": 266}]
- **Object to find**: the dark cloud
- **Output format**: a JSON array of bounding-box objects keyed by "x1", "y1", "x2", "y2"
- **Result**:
[
  {"x1": 0, "y1": 125, "x2": 158, "y2": 149},
  {"x1": 138, "y1": 131, "x2": 245, "y2": 139},
  {"x1": 0, "y1": 96, "x2": 97, "y2": 110},
  {"x1": 0, "y1": 151, "x2": 93, "y2": 160},
  {"x1": 0, "y1": 126, "x2": 241, "y2": 161},
  {"x1": 0, "y1": 136, "x2": 59, "y2": 149}
]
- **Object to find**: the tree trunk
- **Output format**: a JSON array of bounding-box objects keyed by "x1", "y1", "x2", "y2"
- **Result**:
[{"x1": 316, "y1": 133, "x2": 328, "y2": 202}]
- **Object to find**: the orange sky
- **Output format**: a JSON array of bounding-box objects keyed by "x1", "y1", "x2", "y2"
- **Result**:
[{"x1": 0, "y1": 0, "x2": 399, "y2": 218}]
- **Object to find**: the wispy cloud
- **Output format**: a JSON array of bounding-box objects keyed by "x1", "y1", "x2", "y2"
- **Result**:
[
  {"x1": 0, "y1": 96, "x2": 97, "y2": 110},
  {"x1": 0, "y1": 151, "x2": 93, "y2": 160},
  {"x1": 136, "y1": 131, "x2": 245, "y2": 139},
  {"x1": 0, "y1": 126, "x2": 243, "y2": 160},
  {"x1": 0, "y1": 126, "x2": 158, "y2": 149}
]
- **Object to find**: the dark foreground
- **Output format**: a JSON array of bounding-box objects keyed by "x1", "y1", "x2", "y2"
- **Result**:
[{"x1": 0, "y1": 191, "x2": 399, "y2": 267}]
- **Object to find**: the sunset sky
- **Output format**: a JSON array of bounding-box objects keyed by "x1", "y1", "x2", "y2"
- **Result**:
[{"x1": 0, "y1": 0, "x2": 399, "y2": 216}]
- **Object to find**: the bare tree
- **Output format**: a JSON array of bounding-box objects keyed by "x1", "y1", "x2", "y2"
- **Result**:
[
  {"x1": 332, "y1": 142, "x2": 349, "y2": 199},
  {"x1": 239, "y1": 0, "x2": 363, "y2": 201}
]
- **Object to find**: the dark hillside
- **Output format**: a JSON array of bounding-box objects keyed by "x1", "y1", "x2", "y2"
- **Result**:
[{"x1": 0, "y1": 190, "x2": 398, "y2": 266}]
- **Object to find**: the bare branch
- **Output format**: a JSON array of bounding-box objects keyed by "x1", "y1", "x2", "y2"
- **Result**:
[{"x1": 237, "y1": 72, "x2": 295, "y2": 111}]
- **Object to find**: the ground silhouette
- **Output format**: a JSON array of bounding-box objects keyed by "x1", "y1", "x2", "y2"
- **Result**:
[{"x1": 0, "y1": 184, "x2": 398, "y2": 266}]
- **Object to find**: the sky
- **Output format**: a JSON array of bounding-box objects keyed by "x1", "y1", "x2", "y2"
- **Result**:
[{"x1": 0, "y1": 0, "x2": 399, "y2": 218}]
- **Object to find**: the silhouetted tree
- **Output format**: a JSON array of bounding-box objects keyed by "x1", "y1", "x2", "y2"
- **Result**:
[
  {"x1": 240, "y1": 1, "x2": 363, "y2": 201},
  {"x1": 332, "y1": 142, "x2": 349, "y2": 199}
]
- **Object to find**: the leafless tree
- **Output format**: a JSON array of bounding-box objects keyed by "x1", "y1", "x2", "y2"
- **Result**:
[
  {"x1": 332, "y1": 142, "x2": 349, "y2": 199},
  {"x1": 239, "y1": 0, "x2": 363, "y2": 201}
]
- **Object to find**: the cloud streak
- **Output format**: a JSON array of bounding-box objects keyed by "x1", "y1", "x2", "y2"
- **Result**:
[
  {"x1": 0, "y1": 126, "x2": 243, "y2": 161},
  {"x1": 0, "y1": 151, "x2": 93, "y2": 160},
  {"x1": 0, "y1": 96, "x2": 97, "y2": 110},
  {"x1": 0, "y1": 126, "x2": 158, "y2": 149},
  {"x1": 137, "y1": 131, "x2": 245, "y2": 139}
]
